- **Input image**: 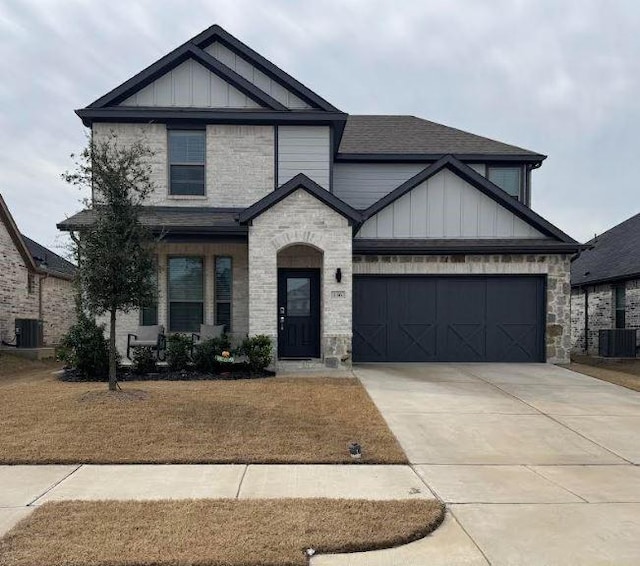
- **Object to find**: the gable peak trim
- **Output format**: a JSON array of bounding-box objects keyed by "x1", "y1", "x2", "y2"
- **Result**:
[
  {"x1": 238, "y1": 173, "x2": 362, "y2": 225},
  {"x1": 360, "y1": 155, "x2": 577, "y2": 244}
]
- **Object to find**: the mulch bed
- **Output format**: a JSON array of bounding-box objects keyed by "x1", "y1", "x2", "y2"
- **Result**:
[{"x1": 61, "y1": 365, "x2": 274, "y2": 382}]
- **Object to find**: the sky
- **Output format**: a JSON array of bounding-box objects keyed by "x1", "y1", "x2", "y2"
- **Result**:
[{"x1": 1, "y1": 0, "x2": 639, "y2": 255}]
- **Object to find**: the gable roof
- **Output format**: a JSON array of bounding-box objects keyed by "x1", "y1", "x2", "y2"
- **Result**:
[
  {"x1": 85, "y1": 43, "x2": 287, "y2": 111},
  {"x1": 238, "y1": 174, "x2": 362, "y2": 226},
  {"x1": 338, "y1": 115, "x2": 545, "y2": 162},
  {"x1": 571, "y1": 213, "x2": 640, "y2": 286},
  {"x1": 83, "y1": 24, "x2": 338, "y2": 114},
  {"x1": 0, "y1": 194, "x2": 38, "y2": 272},
  {"x1": 1, "y1": 194, "x2": 75, "y2": 280},
  {"x1": 359, "y1": 155, "x2": 577, "y2": 244},
  {"x1": 21, "y1": 235, "x2": 77, "y2": 279}
]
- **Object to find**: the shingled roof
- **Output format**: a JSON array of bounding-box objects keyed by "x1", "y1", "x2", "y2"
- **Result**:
[
  {"x1": 21, "y1": 235, "x2": 76, "y2": 279},
  {"x1": 338, "y1": 115, "x2": 545, "y2": 160},
  {"x1": 57, "y1": 207, "x2": 246, "y2": 235},
  {"x1": 571, "y1": 212, "x2": 640, "y2": 286}
]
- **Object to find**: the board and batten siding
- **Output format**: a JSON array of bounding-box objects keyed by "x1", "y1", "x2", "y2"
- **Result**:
[
  {"x1": 334, "y1": 163, "x2": 488, "y2": 209},
  {"x1": 120, "y1": 59, "x2": 262, "y2": 109},
  {"x1": 333, "y1": 163, "x2": 426, "y2": 209},
  {"x1": 356, "y1": 169, "x2": 544, "y2": 239},
  {"x1": 204, "y1": 42, "x2": 311, "y2": 110},
  {"x1": 277, "y1": 126, "x2": 331, "y2": 189}
]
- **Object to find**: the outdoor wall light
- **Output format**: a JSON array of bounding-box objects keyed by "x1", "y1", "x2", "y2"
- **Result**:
[{"x1": 335, "y1": 268, "x2": 342, "y2": 283}]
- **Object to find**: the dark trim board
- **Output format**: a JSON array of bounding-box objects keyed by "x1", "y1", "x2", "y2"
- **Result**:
[
  {"x1": 353, "y1": 239, "x2": 583, "y2": 255},
  {"x1": 336, "y1": 153, "x2": 546, "y2": 164},
  {"x1": 239, "y1": 173, "x2": 362, "y2": 226},
  {"x1": 190, "y1": 25, "x2": 341, "y2": 113},
  {"x1": 352, "y1": 274, "x2": 547, "y2": 363},
  {"x1": 358, "y1": 155, "x2": 578, "y2": 245}
]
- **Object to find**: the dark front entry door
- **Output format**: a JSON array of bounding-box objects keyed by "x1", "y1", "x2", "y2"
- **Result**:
[{"x1": 278, "y1": 269, "x2": 321, "y2": 358}]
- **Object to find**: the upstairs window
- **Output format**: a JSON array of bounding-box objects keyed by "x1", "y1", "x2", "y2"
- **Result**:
[
  {"x1": 487, "y1": 166, "x2": 522, "y2": 199},
  {"x1": 614, "y1": 284, "x2": 626, "y2": 329},
  {"x1": 169, "y1": 130, "x2": 205, "y2": 196}
]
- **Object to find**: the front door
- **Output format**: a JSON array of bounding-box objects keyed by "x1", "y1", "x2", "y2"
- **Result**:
[{"x1": 277, "y1": 269, "x2": 321, "y2": 358}]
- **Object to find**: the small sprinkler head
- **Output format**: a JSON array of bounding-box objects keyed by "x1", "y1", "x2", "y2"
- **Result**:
[{"x1": 348, "y1": 442, "x2": 362, "y2": 459}]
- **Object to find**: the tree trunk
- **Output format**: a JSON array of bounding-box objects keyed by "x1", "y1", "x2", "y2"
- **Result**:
[{"x1": 109, "y1": 308, "x2": 117, "y2": 392}]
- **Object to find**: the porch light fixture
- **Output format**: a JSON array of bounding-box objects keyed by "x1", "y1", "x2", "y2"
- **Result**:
[{"x1": 335, "y1": 268, "x2": 342, "y2": 283}]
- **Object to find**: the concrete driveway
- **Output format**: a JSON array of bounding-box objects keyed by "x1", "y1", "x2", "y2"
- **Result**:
[{"x1": 348, "y1": 363, "x2": 640, "y2": 565}]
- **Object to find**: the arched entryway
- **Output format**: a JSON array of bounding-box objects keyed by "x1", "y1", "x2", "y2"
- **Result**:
[{"x1": 277, "y1": 244, "x2": 323, "y2": 359}]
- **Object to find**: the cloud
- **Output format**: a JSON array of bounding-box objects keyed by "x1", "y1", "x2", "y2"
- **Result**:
[{"x1": 1, "y1": 0, "x2": 639, "y2": 248}]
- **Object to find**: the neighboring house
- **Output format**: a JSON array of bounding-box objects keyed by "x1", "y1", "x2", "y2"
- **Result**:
[
  {"x1": 0, "y1": 194, "x2": 77, "y2": 347},
  {"x1": 57, "y1": 24, "x2": 580, "y2": 367},
  {"x1": 571, "y1": 213, "x2": 640, "y2": 355}
]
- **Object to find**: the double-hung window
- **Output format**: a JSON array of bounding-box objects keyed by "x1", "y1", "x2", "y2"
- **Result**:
[
  {"x1": 487, "y1": 166, "x2": 522, "y2": 200},
  {"x1": 614, "y1": 284, "x2": 626, "y2": 329},
  {"x1": 140, "y1": 258, "x2": 158, "y2": 326},
  {"x1": 168, "y1": 257, "x2": 204, "y2": 332},
  {"x1": 169, "y1": 130, "x2": 205, "y2": 196},
  {"x1": 215, "y1": 256, "x2": 232, "y2": 332}
]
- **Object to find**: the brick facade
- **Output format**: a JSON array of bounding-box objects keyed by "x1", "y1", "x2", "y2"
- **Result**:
[
  {"x1": 0, "y1": 218, "x2": 39, "y2": 344},
  {"x1": 1, "y1": 216, "x2": 75, "y2": 346},
  {"x1": 40, "y1": 275, "x2": 76, "y2": 345},
  {"x1": 248, "y1": 189, "x2": 353, "y2": 368},
  {"x1": 571, "y1": 280, "x2": 640, "y2": 355},
  {"x1": 353, "y1": 253, "x2": 573, "y2": 364},
  {"x1": 92, "y1": 123, "x2": 274, "y2": 208}
]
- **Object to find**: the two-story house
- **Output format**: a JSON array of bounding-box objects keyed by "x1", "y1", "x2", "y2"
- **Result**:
[{"x1": 58, "y1": 24, "x2": 580, "y2": 368}]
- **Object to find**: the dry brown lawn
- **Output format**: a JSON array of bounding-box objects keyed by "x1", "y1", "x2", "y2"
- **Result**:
[
  {"x1": 565, "y1": 360, "x2": 640, "y2": 393},
  {"x1": 0, "y1": 364, "x2": 407, "y2": 464},
  {"x1": 0, "y1": 499, "x2": 445, "y2": 566}
]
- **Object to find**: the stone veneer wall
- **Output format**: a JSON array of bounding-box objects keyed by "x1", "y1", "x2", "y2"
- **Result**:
[
  {"x1": 100, "y1": 241, "x2": 248, "y2": 359},
  {"x1": 571, "y1": 279, "x2": 640, "y2": 355},
  {"x1": 40, "y1": 275, "x2": 76, "y2": 345},
  {"x1": 248, "y1": 190, "x2": 353, "y2": 368},
  {"x1": 92, "y1": 123, "x2": 274, "y2": 208},
  {"x1": 0, "y1": 218, "x2": 39, "y2": 345},
  {"x1": 353, "y1": 253, "x2": 572, "y2": 364}
]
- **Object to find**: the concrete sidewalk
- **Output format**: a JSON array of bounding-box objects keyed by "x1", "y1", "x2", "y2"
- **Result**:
[{"x1": 3, "y1": 363, "x2": 640, "y2": 565}]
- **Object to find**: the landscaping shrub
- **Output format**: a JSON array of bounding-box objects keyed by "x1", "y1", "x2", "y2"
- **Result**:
[
  {"x1": 57, "y1": 312, "x2": 112, "y2": 378},
  {"x1": 166, "y1": 334, "x2": 192, "y2": 371},
  {"x1": 239, "y1": 335, "x2": 273, "y2": 372},
  {"x1": 193, "y1": 335, "x2": 232, "y2": 374},
  {"x1": 131, "y1": 346, "x2": 157, "y2": 375}
]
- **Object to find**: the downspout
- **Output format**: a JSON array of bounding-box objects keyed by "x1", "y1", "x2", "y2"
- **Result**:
[
  {"x1": 584, "y1": 286, "x2": 589, "y2": 355},
  {"x1": 38, "y1": 272, "x2": 48, "y2": 347}
]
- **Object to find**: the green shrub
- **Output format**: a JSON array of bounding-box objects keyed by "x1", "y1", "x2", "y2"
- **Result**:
[
  {"x1": 239, "y1": 335, "x2": 273, "y2": 372},
  {"x1": 131, "y1": 346, "x2": 157, "y2": 374},
  {"x1": 57, "y1": 312, "x2": 112, "y2": 378},
  {"x1": 193, "y1": 335, "x2": 232, "y2": 374},
  {"x1": 166, "y1": 333, "x2": 192, "y2": 371}
]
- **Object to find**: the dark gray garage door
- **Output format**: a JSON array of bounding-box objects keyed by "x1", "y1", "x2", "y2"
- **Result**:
[{"x1": 353, "y1": 276, "x2": 545, "y2": 363}]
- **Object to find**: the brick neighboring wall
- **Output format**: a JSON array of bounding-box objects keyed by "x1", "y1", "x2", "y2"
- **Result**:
[
  {"x1": 353, "y1": 253, "x2": 572, "y2": 364},
  {"x1": 40, "y1": 275, "x2": 76, "y2": 345},
  {"x1": 0, "y1": 218, "x2": 39, "y2": 344},
  {"x1": 571, "y1": 279, "x2": 640, "y2": 355},
  {"x1": 92, "y1": 123, "x2": 274, "y2": 208},
  {"x1": 248, "y1": 189, "x2": 353, "y2": 367},
  {"x1": 101, "y1": 241, "x2": 249, "y2": 358}
]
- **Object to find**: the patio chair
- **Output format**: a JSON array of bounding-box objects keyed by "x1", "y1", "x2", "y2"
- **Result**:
[
  {"x1": 191, "y1": 324, "x2": 225, "y2": 346},
  {"x1": 127, "y1": 325, "x2": 166, "y2": 361}
]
